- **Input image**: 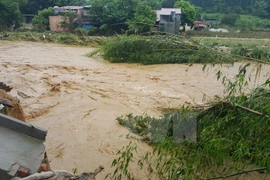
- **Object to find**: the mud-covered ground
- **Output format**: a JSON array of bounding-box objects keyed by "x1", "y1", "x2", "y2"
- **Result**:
[{"x1": 0, "y1": 41, "x2": 269, "y2": 179}]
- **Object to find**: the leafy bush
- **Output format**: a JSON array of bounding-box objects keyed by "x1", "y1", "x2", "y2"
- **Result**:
[
  {"x1": 58, "y1": 34, "x2": 78, "y2": 45},
  {"x1": 88, "y1": 27, "x2": 99, "y2": 35},
  {"x1": 74, "y1": 28, "x2": 88, "y2": 36},
  {"x1": 235, "y1": 15, "x2": 270, "y2": 30},
  {"x1": 231, "y1": 45, "x2": 249, "y2": 57},
  {"x1": 231, "y1": 45, "x2": 270, "y2": 61},
  {"x1": 221, "y1": 14, "x2": 239, "y2": 26},
  {"x1": 202, "y1": 13, "x2": 223, "y2": 20},
  {"x1": 250, "y1": 47, "x2": 268, "y2": 60}
]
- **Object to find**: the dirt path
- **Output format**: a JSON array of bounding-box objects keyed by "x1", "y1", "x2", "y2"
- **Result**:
[{"x1": 0, "y1": 41, "x2": 269, "y2": 179}]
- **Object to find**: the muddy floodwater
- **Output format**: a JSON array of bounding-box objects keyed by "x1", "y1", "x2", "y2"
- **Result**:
[{"x1": 0, "y1": 41, "x2": 269, "y2": 179}]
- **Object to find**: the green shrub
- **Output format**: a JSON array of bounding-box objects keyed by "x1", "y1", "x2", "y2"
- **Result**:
[
  {"x1": 231, "y1": 45, "x2": 270, "y2": 61},
  {"x1": 235, "y1": 15, "x2": 270, "y2": 30},
  {"x1": 231, "y1": 45, "x2": 249, "y2": 57},
  {"x1": 202, "y1": 13, "x2": 223, "y2": 20},
  {"x1": 74, "y1": 28, "x2": 88, "y2": 36},
  {"x1": 88, "y1": 27, "x2": 99, "y2": 35},
  {"x1": 250, "y1": 47, "x2": 268, "y2": 60},
  {"x1": 57, "y1": 33, "x2": 82, "y2": 45},
  {"x1": 221, "y1": 14, "x2": 239, "y2": 26}
]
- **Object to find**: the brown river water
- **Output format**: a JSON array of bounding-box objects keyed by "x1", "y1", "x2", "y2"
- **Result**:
[{"x1": 0, "y1": 41, "x2": 269, "y2": 179}]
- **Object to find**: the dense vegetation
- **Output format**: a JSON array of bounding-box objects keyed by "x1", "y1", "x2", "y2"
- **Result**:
[
  {"x1": 190, "y1": 0, "x2": 270, "y2": 17},
  {"x1": 0, "y1": 0, "x2": 22, "y2": 30},
  {"x1": 107, "y1": 64, "x2": 270, "y2": 179},
  {"x1": 1, "y1": 0, "x2": 270, "y2": 33},
  {"x1": 3, "y1": 31, "x2": 108, "y2": 46}
]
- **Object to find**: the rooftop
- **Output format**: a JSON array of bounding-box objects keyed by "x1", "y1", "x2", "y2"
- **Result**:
[
  {"x1": 60, "y1": 6, "x2": 84, "y2": 10},
  {"x1": 156, "y1": 8, "x2": 181, "y2": 21}
]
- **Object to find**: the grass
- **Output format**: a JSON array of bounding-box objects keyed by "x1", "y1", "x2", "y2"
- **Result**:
[
  {"x1": 192, "y1": 37, "x2": 270, "y2": 63},
  {"x1": 186, "y1": 30, "x2": 270, "y2": 39},
  {"x1": 2, "y1": 31, "x2": 110, "y2": 47},
  {"x1": 192, "y1": 36, "x2": 270, "y2": 48}
]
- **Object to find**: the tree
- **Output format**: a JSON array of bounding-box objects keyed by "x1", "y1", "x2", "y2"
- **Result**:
[
  {"x1": 0, "y1": 0, "x2": 22, "y2": 30},
  {"x1": 252, "y1": 0, "x2": 268, "y2": 17},
  {"x1": 32, "y1": 7, "x2": 54, "y2": 31},
  {"x1": 88, "y1": 0, "x2": 138, "y2": 33},
  {"x1": 126, "y1": 2, "x2": 157, "y2": 33},
  {"x1": 59, "y1": 10, "x2": 78, "y2": 32},
  {"x1": 51, "y1": 0, "x2": 88, "y2": 6},
  {"x1": 188, "y1": 0, "x2": 270, "y2": 18},
  {"x1": 162, "y1": 0, "x2": 177, "y2": 8},
  {"x1": 14, "y1": 0, "x2": 28, "y2": 8},
  {"x1": 143, "y1": 0, "x2": 163, "y2": 9},
  {"x1": 174, "y1": 0, "x2": 198, "y2": 31},
  {"x1": 20, "y1": 0, "x2": 53, "y2": 14}
]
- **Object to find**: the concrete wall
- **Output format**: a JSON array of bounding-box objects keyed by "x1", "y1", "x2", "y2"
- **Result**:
[
  {"x1": 175, "y1": 14, "x2": 181, "y2": 33},
  {"x1": 164, "y1": 22, "x2": 175, "y2": 34},
  {"x1": 159, "y1": 14, "x2": 181, "y2": 34},
  {"x1": 50, "y1": 8, "x2": 84, "y2": 32}
]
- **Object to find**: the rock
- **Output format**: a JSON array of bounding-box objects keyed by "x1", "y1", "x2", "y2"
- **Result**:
[{"x1": 0, "y1": 89, "x2": 26, "y2": 121}]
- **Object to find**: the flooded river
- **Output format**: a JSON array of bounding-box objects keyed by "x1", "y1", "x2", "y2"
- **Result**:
[{"x1": 0, "y1": 41, "x2": 269, "y2": 179}]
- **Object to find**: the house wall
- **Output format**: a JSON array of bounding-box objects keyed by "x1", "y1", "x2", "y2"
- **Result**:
[
  {"x1": 165, "y1": 22, "x2": 175, "y2": 34},
  {"x1": 73, "y1": 9, "x2": 84, "y2": 26},
  {"x1": 175, "y1": 14, "x2": 181, "y2": 33},
  {"x1": 49, "y1": 8, "x2": 86, "y2": 32},
  {"x1": 159, "y1": 14, "x2": 181, "y2": 34},
  {"x1": 49, "y1": 16, "x2": 68, "y2": 32},
  {"x1": 160, "y1": 15, "x2": 170, "y2": 22}
]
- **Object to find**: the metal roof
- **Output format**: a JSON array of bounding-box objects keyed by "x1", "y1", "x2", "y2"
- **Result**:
[{"x1": 60, "y1": 6, "x2": 83, "y2": 10}]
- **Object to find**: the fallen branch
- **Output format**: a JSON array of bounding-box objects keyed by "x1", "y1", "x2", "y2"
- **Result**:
[
  {"x1": 205, "y1": 167, "x2": 267, "y2": 180},
  {"x1": 232, "y1": 54, "x2": 270, "y2": 65},
  {"x1": 236, "y1": 104, "x2": 269, "y2": 118}
]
